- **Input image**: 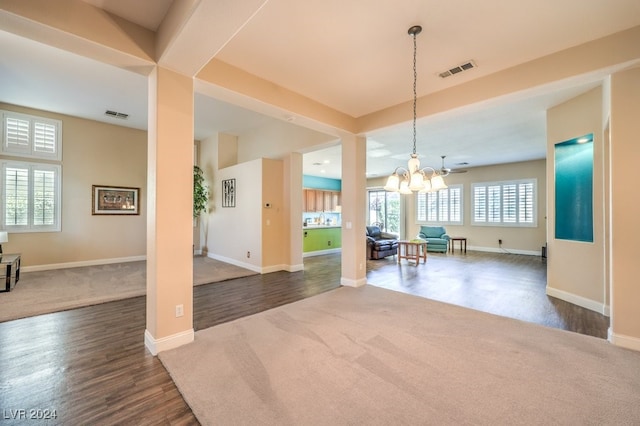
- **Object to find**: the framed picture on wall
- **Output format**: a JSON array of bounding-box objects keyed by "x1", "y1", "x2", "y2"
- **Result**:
[
  {"x1": 222, "y1": 178, "x2": 235, "y2": 208},
  {"x1": 92, "y1": 185, "x2": 140, "y2": 215}
]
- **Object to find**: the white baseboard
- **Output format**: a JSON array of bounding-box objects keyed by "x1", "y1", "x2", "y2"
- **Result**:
[
  {"x1": 608, "y1": 329, "x2": 640, "y2": 352},
  {"x1": 208, "y1": 253, "x2": 306, "y2": 274},
  {"x1": 546, "y1": 286, "x2": 607, "y2": 315},
  {"x1": 207, "y1": 253, "x2": 262, "y2": 273},
  {"x1": 22, "y1": 255, "x2": 146, "y2": 273},
  {"x1": 285, "y1": 263, "x2": 305, "y2": 272},
  {"x1": 144, "y1": 328, "x2": 194, "y2": 356},
  {"x1": 468, "y1": 246, "x2": 542, "y2": 256},
  {"x1": 303, "y1": 248, "x2": 341, "y2": 258},
  {"x1": 341, "y1": 276, "x2": 367, "y2": 287}
]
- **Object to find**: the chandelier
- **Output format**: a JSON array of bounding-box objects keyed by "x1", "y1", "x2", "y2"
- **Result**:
[{"x1": 384, "y1": 25, "x2": 447, "y2": 194}]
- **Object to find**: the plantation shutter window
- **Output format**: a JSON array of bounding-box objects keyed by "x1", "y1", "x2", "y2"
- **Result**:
[
  {"x1": 416, "y1": 184, "x2": 463, "y2": 225},
  {"x1": 4, "y1": 166, "x2": 29, "y2": 226},
  {"x1": 1, "y1": 161, "x2": 61, "y2": 232},
  {"x1": 1, "y1": 110, "x2": 62, "y2": 160},
  {"x1": 472, "y1": 179, "x2": 537, "y2": 227},
  {"x1": 4, "y1": 116, "x2": 30, "y2": 154}
]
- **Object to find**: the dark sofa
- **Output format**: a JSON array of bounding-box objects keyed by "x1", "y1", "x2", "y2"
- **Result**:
[{"x1": 366, "y1": 226, "x2": 399, "y2": 259}]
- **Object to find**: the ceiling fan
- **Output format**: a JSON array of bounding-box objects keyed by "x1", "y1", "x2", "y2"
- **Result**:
[{"x1": 439, "y1": 155, "x2": 468, "y2": 176}]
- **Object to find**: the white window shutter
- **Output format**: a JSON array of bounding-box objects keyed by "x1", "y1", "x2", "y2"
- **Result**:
[
  {"x1": 4, "y1": 116, "x2": 30, "y2": 153},
  {"x1": 33, "y1": 121, "x2": 57, "y2": 155}
]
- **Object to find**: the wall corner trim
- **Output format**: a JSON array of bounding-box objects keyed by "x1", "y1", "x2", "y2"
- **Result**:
[{"x1": 144, "y1": 329, "x2": 194, "y2": 356}]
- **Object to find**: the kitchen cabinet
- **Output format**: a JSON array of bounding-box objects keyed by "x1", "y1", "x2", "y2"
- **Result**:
[
  {"x1": 303, "y1": 189, "x2": 341, "y2": 212},
  {"x1": 304, "y1": 189, "x2": 316, "y2": 212}
]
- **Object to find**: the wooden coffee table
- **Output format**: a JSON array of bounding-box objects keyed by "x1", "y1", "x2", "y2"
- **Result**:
[{"x1": 397, "y1": 240, "x2": 427, "y2": 265}]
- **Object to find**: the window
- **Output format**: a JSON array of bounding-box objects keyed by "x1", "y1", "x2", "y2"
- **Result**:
[
  {"x1": 1, "y1": 110, "x2": 63, "y2": 232},
  {"x1": 2, "y1": 161, "x2": 61, "y2": 232},
  {"x1": 2, "y1": 110, "x2": 62, "y2": 160},
  {"x1": 472, "y1": 179, "x2": 536, "y2": 227},
  {"x1": 416, "y1": 184, "x2": 463, "y2": 225},
  {"x1": 368, "y1": 190, "x2": 400, "y2": 234}
]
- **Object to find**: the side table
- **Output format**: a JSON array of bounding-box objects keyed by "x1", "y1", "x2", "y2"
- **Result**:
[
  {"x1": 1, "y1": 253, "x2": 21, "y2": 292},
  {"x1": 398, "y1": 240, "x2": 428, "y2": 265},
  {"x1": 449, "y1": 237, "x2": 467, "y2": 253}
]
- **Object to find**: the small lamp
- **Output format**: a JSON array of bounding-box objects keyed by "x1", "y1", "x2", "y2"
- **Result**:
[{"x1": 0, "y1": 231, "x2": 7, "y2": 254}]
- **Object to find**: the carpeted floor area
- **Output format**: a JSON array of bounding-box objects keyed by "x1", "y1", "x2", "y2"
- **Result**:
[
  {"x1": 0, "y1": 256, "x2": 256, "y2": 322},
  {"x1": 160, "y1": 285, "x2": 640, "y2": 425}
]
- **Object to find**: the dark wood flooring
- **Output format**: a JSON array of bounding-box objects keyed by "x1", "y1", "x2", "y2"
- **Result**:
[{"x1": 0, "y1": 251, "x2": 608, "y2": 424}]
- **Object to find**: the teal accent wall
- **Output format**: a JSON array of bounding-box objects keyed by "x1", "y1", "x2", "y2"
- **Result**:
[
  {"x1": 554, "y1": 134, "x2": 594, "y2": 242},
  {"x1": 303, "y1": 175, "x2": 342, "y2": 191}
]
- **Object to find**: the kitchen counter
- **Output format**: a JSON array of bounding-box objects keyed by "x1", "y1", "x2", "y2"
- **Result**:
[{"x1": 303, "y1": 224, "x2": 341, "y2": 229}]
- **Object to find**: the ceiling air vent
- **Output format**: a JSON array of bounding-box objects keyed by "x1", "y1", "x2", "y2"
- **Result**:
[
  {"x1": 105, "y1": 110, "x2": 129, "y2": 119},
  {"x1": 438, "y1": 60, "x2": 477, "y2": 79}
]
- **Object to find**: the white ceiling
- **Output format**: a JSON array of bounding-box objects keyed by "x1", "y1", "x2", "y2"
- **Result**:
[{"x1": 2, "y1": 0, "x2": 640, "y2": 179}]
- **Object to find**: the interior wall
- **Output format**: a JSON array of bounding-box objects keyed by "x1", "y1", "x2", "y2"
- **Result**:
[
  {"x1": 0, "y1": 103, "x2": 147, "y2": 268},
  {"x1": 609, "y1": 66, "x2": 640, "y2": 349},
  {"x1": 546, "y1": 87, "x2": 605, "y2": 312},
  {"x1": 367, "y1": 159, "x2": 547, "y2": 254},
  {"x1": 205, "y1": 157, "x2": 266, "y2": 271}
]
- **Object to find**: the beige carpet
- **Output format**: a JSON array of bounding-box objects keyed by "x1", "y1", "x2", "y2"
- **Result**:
[
  {"x1": 160, "y1": 285, "x2": 640, "y2": 425},
  {"x1": 0, "y1": 256, "x2": 256, "y2": 322}
]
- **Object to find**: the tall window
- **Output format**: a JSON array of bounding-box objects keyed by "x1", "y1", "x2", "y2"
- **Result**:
[
  {"x1": 2, "y1": 161, "x2": 61, "y2": 232},
  {"x1": 368, "y1": 190, "x2": 400, "y2": 234},
  {"x1": 1, "y1": 110, "x2": 62, "y2": 232},
  {"x1": 472, "y1": 179, "x2": 536, "y2": 227},
  {"x1": 416, "y1": 184, "x2": 463, "y2": 225}
]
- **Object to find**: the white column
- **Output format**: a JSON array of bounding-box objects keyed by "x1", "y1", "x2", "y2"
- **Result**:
[
  {"x1": 340, "y1": 134, "x2": 367, "y2": 287},
  {"x1": 145, "y1": 66, "x2": 195, "y2": 355}
]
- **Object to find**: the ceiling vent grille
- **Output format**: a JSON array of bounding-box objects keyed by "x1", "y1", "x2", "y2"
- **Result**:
[
  {"x1": 438, "y1": 60, "x2": 477, "y2": 78},
  {"x1": 105, "y1": 110, "x2": 129, "y2": 119}
]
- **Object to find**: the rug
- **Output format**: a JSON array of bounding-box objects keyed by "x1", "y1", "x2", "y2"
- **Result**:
[
  {"x1": 0, "y1": 256, "x2": 256, "y2": 322},
  {"x1": 159, "y1": 285, "x2": 640, "y2": 425}
]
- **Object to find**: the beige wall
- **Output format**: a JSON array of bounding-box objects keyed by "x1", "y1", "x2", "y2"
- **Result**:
[
  {"x1": 368, "y1": 159, "x2": 547, "y2": 254},
  {"x1": 610, "y1": 67, "x2": 640, "y2": 348},
  {"x1": 262, "y1": 158, "x2": 285, "y2": 268},
  {"x1": 546, "y1": 87, "x2": 605, "y2": 311},
  {"x1": 0, "y1": 103, "x2": 147, "y2": 268}
]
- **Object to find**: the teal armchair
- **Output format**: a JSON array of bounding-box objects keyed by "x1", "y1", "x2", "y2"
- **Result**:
[{"x1": 417, "y1": 226, "x2": 450, "y2": 253}]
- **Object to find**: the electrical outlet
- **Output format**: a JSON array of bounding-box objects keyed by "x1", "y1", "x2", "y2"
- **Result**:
[
  {"x1": 498, "y1": 239, "x2": 503, "y2": 245},
  {"x1": 175, "y1": 304, "x2": 184, "y2": 318},
  {"x1": 247, "y1": 251, "x2": 251, "y2": 258}
]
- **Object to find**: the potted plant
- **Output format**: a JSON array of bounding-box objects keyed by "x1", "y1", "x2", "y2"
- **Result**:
[{"x1": 193, "y1": 165, "x2": 208, "y2": 218}]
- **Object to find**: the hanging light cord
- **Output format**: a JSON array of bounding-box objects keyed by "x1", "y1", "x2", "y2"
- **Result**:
[{"x1": 412, "y1": 29, "x2": 417, "y2": 156}]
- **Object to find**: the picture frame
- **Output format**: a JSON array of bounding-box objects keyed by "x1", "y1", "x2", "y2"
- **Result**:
[
  {"x1": 92, "y1": 185, "x2": 140, "y2": 215},
  {"x1": 222, "y1": 178, "x2": 236, "y2": 208}
]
